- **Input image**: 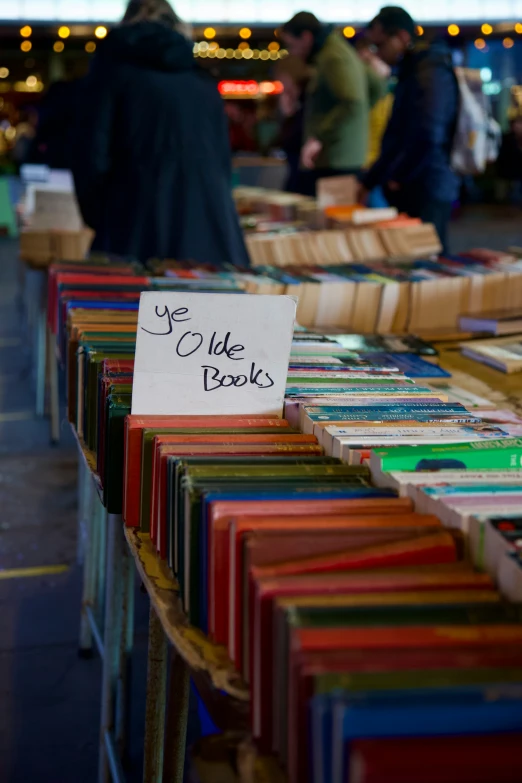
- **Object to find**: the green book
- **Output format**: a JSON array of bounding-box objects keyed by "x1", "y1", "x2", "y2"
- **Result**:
[
  {"x1": 104, "y1": 394, "x2": 131, "y2": 514},
  {"x1": 314, "y1": 667, "x2": 522, "y2": 695},
  {"x1": 370, "y1": 437, "x2": 522, "y2": 472}
]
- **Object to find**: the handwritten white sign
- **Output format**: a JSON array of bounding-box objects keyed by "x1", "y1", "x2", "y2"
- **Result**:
[{"x1": 132, "y1": 292, "x2": 296, "y2": 417}]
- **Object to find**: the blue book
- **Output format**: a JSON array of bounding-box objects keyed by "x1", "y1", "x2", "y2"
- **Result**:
[
  {"x1": 331, "y1": 696, "x2": 522, "y2": 783},
  {"x1": 358, "y1": 352, "x2": 452, "y2": 380}
]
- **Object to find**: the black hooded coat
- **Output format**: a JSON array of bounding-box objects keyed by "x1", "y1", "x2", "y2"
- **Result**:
[{"x1": 72, "y1": 22, "x2": 249, "y2": 265}]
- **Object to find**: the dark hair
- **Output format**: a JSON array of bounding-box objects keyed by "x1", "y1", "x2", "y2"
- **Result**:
[
  {"x1": 369, "y1": 6, "x2": 416, "y2": 37},
  {"x1": 122, "y1": 0, "x2": 180, "y2": 27},
  {"x1": 282, "y1": 11, "x2": 322, "y2": 37}
]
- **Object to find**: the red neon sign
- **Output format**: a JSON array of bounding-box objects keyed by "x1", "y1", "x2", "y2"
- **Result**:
[{"x1": 218, "y1": 80, "x2": 284, "y2": 98}]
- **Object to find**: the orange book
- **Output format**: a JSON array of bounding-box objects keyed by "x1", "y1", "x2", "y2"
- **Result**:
[
  {"x1": 208, "y1": 496, "x2": 413, "y2": 645},
  {"x1": 122, "y1": 415, "x2": 290, "y2": 527}
]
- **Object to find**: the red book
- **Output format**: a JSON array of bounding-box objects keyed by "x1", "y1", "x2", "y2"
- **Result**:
[
  {"x1": 228, "y1": 513, "x2": 442, "y2": 669},
  {"x1": 122, "y1": 415, "x2": 289, "y2": 528},
  {"x1": 254, "y1": 531, "x2": 457, "y2": 580},
  {"x1": 348, "y1": 734, "x2": 522, "y2": 783},
  {"x1": 208, "y1": 497, "x2": 414, "y2": 646}
]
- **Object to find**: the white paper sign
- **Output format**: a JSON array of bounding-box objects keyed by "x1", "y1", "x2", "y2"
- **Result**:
[{"x1": 132, "y1": 292, "x2": 296, "y2": 417}]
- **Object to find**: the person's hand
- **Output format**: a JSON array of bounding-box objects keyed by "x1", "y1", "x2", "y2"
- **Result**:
[
  {"x1": 356, "y1": 182, "x2": 369, "y2": 205},
  {"x1": 301, "y1": 138, "x2": 322, "y2": 169}
]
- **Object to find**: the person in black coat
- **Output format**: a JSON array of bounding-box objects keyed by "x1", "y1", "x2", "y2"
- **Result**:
[
  {"x1": 72, "y1": 0, "x2": 249, "y2": 266},
  {"x1": 359, "y1": 6, "x2": 459, "y2": 251}
]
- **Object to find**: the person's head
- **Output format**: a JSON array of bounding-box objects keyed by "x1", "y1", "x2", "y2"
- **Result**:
[
  {"x1": 280, "y1": 11, "x2": 322, "y2": 60},
  {"x1": 367, "y1": 6, "x2": 416, "y2": 65},
  {"x1": 122, "y1": 0, "x2": 180, "y2": 27}
]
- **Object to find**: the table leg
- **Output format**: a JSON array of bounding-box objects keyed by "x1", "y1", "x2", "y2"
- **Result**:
[
  {"x1": 78, "y1": 467, "x2": 96, "y2": 656},
  {"x1": 143, "y1": 606, "x2": 168, "y2": 783},
  {"x1": 163, "y1": 652, "x2": 190, "y2": 783},
  {"x1": 99, "y1": 514, "x2": 133, "y2": 783},
  {"x1": 35, "y1": 304, "x2": 46, "y2": 418},
  {"x1": 48, "y1": 327, "x2": 60, "y2": 444}
]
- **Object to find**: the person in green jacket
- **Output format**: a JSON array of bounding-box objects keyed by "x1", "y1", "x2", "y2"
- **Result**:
[{"x1": 281, "y1": 11, "x2": 385, "y2": 196}]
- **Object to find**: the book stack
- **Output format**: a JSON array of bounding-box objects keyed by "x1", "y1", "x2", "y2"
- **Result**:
[{"x1": 54, "y1": 264, "x2": 522, "y2": 783}]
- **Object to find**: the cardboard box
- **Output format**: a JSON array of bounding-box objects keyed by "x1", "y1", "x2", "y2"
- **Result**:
[{"x1": 20, "y1": 228, "x2": 94, "y2": 267}]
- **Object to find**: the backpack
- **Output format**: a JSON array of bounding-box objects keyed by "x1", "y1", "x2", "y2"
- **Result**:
[{"x1": 451, "y1": 67, "x2": 501, "y2": 176}]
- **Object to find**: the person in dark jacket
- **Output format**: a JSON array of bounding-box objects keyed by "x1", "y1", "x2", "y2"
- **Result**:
[
  {"x1": 359, "y1": 6, "x2": 459, "y2": 251},
  {"x1": 72, "y1": 0, "x2": 249, "y2": 265}
]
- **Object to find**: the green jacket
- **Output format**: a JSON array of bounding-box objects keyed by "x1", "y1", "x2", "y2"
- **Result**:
[{"x1": 305, "y1": 31, "x2": 385, "y2": 170}]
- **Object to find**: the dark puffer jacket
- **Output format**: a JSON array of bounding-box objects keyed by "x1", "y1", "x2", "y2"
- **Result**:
[{"x1": 363, "y1": 41, "x2": 460, "y2": 204}]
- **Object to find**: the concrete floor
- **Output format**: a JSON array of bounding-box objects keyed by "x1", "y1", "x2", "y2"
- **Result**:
[
  {"x1": 0, "y1": 204, "x2": 519, "y2": 782},
  {"x1": 0, "y1": 239, "x2": 149, "y2": 783}
]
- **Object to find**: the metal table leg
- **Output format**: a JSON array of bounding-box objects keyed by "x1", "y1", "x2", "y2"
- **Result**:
[
  {"x1": 98, "y1": 513, "x2": 134, "y2": 783},
  {"x1": 48, "y1": 326, "x2": 60, "y2": 444},
  {"x1": 78, "y1": 466, "x2": 96, "y2": 656},
  {"x1": 163, "y1": 652, "x2": 190, "y2": 783},
  {"x1": 143, "y1": 606, "x2": 168, "y2": 783}
]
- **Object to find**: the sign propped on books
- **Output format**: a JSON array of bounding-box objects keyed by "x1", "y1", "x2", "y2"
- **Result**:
[{"x1": 132, "y1": 292, "x2": 296, "y2": 416}]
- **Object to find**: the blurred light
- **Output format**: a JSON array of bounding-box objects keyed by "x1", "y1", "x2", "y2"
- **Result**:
[
  {"x1": 243, "y1": 48, "x2": 253, "y2": 59},
  {"x1": 20, "y1": 25, "x2": 32, "y2": 37},
  {"x1": 225, "y1": 48, "x2": 234, "y2": 58},
  {"x1": 0, "y1": 68, "x2": 9, "y2": 79},
  {"x1": 208, "y1": 41, "x2": 219, "y2": 50},
  {"x1": 475, "y1": 37, "x2": 486, "y2": 49},
  {"x1": 95, "y1": 26, "x2": 108, "y2": 39},
  {"x1": 252, "y1": 49, "x2": 260, "y2": 58},
  {"x1": 58, "y1": 26, "x2": 70, "y2": 39},
  {"x1": 85, "y1": 41, "x2": 96, "y2": 53},
  {"x1": 343, "y1": 26, "x2": 356, "y2": 38},
  {"x1": 193, "y1": 42, "x2": 199, "y2": 53},
  {"x1": 21, "y1": 41, "x2": 32, "y2": 52},
  {"x1": 504, "y1": 36, "x2": 515, "y2": 47},
  {"x1": 268, "y1": 41, "x2": 280, "y2": 51},
  {"x1": 208, "y1": 49, "x2": 216, "y2": 58},
  {"x1": 239, "y1": 27, "x2": 251, "y2": 39},
  {"x1": 416, "y1": 25, "x2": 424, "y2": 35},
  {"x1": 481, "y1": 23, "x2": 493, "y2": 34},
  {"x1": 480, "y1": 67, "x2": 492, "y2": 81},
  {"x1": 280, "y1": 48, "x2": 288, "y2": 57},
  {"x1": 238, "y1": 41, "x2": 249, "y2": 50},
  {"x1": 199, "y1": 49, "x2": 208, "y2": 58},
  {"x1": 483, "y1": 81, "x2": 501, "y2": 95},
  {"x1": 5, "y1": 126, "x2": 15, "y2": 141},
  {"x1": 26, "y1": 75, "x2": 37, "y2": 87},
  {"x1": 217, "y1": 48, "x2": 226, "y2": 58},
  {"x1": 199, "y1": 41, "x2": 209, "y2": 51},
  {"x1": 516, "y1": 23, "x2": 522, "y2": 33},
  {"x1": 260, "y1": 80, "x2": 283, "y2": 95},
  {"x1": 218, "y1": 80, "x2": 284, "y2": 98},
  {"x1": 260, "y1": 50, "x2": 270, "y2": 60},
  {"x1": 53, "y1": 41, "x2": 64, "y2": 52},
  {"x1": 234, "y1": 49, "x2": 242, "y2": 58},
  {"x1": 269, "y1": 50, "x2": 279, "y2": 60},
  {"x1": 448, "y1": 24, "x2": 460, "y2": 36},
  {"x1": 204, "y1": 27, "x2": 216, "y2": 39}
]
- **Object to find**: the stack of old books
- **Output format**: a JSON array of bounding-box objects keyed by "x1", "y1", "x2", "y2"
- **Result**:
[{"x1": 53, "y1": 262, "x2": 522, "y2": 783}]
